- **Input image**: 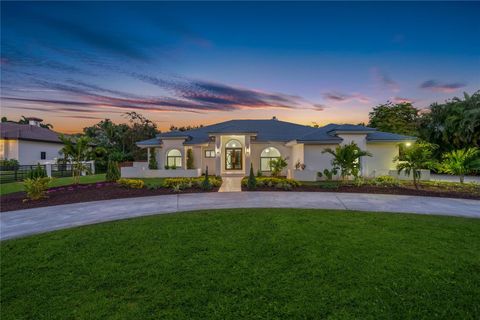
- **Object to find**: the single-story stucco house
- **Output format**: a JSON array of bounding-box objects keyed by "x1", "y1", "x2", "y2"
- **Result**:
[
  {"x1": 0, "y1": 118, "x2": 64, "y2": 165},
  {"x1": 123, "y1": 117, "x2": 417, "y2": 181}
]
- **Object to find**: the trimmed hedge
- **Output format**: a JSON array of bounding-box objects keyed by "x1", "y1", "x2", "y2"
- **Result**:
[
  {"x1": 164, "y1": 177, "x2": 222, "y2": 190},
  {"x1": 241, "y1": 177, "x2": 301, "y2": 190}
]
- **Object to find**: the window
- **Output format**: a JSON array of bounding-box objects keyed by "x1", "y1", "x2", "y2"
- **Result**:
[
  {"x1": 166, "y1": 149, "x2": 182, "y2": 168},
  {"x1": 260, "y1": 147, "x2": 281, "y2": 171},
  {"x1": 40, "y1": 151, "x2": 46, "y2": 160},
  {"x1": 205, "y1": 150, "x2": 215, "y2": 158},
  {"x1": 225, "y1": 139, "x2": 242, "y2": 148}
]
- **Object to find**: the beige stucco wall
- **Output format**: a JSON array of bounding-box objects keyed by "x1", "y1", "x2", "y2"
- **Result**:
[
  {"x1": 201, "y1": 143, "x2": 216, "y2": 174},
  {"x1": 365, "y1": 142, "x2": 399, "y2": 177},
  {"x1": 303, "y1": 144, "x2": 338, "y2": 173}
]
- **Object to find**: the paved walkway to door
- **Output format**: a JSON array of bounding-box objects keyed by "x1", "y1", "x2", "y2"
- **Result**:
[
  {"x1": 218, "y1": 177, "x2": 243, "y2": 192},
  {"x1": 1, "y1": 192, "x2": 479, "y2": 240}
]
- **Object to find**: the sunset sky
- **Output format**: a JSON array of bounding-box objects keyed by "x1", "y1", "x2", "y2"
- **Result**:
[{"x1": 1, "y1": 1, "x2": 479, "y2": 133}]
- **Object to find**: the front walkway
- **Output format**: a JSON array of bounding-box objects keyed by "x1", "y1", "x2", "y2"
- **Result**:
[
  {"x1": 1, "y1": 192, "x2": 479, "y2": 240},
  {"x1": 218, "y1": 177, "x2": 243, "y2": 192}
]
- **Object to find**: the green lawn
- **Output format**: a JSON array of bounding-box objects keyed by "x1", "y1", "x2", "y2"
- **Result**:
[
  {"x1": 0, "y1": 174, "x2": 106, "y2": 196},
  {"x1": 1, "y1": 209, "x2": 479, "y2": 319}
]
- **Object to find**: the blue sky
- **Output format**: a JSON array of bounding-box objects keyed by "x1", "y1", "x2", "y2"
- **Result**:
[{"x1": 1, "y1": 1, "x2": 479, "y2": 132}]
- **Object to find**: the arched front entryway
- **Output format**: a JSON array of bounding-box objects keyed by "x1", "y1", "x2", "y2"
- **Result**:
[{"x1": 225, "y1": 139, "x2": 242, "y2": 171}]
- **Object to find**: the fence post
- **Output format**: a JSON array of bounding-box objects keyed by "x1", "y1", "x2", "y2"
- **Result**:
[{"x1": 45, "y1": 164, "x2": 52, "y2": 178}]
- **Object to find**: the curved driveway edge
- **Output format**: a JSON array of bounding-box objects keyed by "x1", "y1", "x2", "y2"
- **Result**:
[{"x1": 1, "y1": 192, "x2": 479, "y2": 240}]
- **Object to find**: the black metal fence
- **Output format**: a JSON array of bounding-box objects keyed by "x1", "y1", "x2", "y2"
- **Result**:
[
  {"x1": 0, "y1": 165, "x2": 46, "y2": 184},
  {"x1": 0, "y1": 163, "x2": 94, "y2": 184},
  {"x1": 51, "y1": 164, "x2": 73, "y2": 178}
]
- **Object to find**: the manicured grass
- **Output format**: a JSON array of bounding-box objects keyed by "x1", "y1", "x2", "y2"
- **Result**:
[
  {"x1": 2, "y1": 209, "x2": 479, "y2": 319},
  {"x1": 0, "y1": 174, "x2": 106, "y2": 196}
]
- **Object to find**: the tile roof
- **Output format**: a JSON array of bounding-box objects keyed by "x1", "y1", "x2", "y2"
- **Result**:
[
  {"x1": 137, "y1": 119, "x2": 415, "y2": 146},
  {"x1": 0, "y1": 122, "x2": 63, "y2": 144}
]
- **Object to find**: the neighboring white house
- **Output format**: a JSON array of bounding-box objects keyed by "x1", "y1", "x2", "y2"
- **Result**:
[
  {"x1": 123, "y1": 118, "x2": 416, "y2": 181},
  {"x1": 0, "y1": 117, "x2": 64, "y2": 165}
]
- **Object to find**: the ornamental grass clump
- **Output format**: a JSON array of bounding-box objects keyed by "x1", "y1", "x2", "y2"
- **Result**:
[{"x1": 23, "y1": 177, "x2": 51, "y2": 201}]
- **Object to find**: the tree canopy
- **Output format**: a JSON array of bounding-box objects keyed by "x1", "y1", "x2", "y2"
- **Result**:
[
  {"x1": 418, "y1": 91, "x2": 480, "y2": 157},
  {"x1": 368, "y1": 102, "x2": 419, "y2": 136}
]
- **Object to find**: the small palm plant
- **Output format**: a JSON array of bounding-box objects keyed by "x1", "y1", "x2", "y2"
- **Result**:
[
  {"x1": 59, "y1": 135, "x2": 94, "y2": 184},
  {"x1": 394, "y1": 142, "x2": 437, "y2": 189},
  {"x1": 322, "y1": 142, "x2": 372, "y2": 180},
  {"x1": 441, "y1": 147, "x2": 480, "y2": 183},
  {"x1": 270, "y1": 157, "x2": 288, "y2": 177}
]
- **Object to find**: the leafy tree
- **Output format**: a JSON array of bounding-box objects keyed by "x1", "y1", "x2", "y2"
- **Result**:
[
  {"x1": 322, "y1": 142, "x2": 372, "y2": 180},
  {"x1": 169, "y1": 124, "x2": 204, "y2": 132},
  {"x1": 247, "y1": 163, "x2": 257, "y2": 190},
  {"x1": 394, "y1": 142, "x2": 437, "y2": 189},
  {"x1": 122, "y1": 112, "x2": 158, "y2": 160},
  {"x1": 440, "y1": 147, "x2": 480, "y2": 183},
  {"x1": 186, "y1": 149, "x2": 194, "y2": 169},
  {"x1": 269, "y1": 157, "x2": 288, "y2": 177},
  {"x1": 59, "y1": 135, "x2": 94, "y2": 184},
  {"x1": 106, "y1": 160, "x2": 121, "y2": 182},
  {"x1": 368, "y1": 102, "x2": 419, "y2": 136},
  {"x1": 148, "y1": 149, "x2": 158, "y2": 170},
  {"x1": 418, "y1": 91, "x2": 480, "y2": 158}
]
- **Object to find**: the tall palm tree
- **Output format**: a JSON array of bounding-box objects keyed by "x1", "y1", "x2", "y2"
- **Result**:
[
  {"x1": 394, "y1": 142, "x2": 437, "y2": 189},
  {"x1": 322, "y1": 142, "x2": 372, "y2": 180},
  {"x1": 441, "y1": 147, "x2": 480, "y2": 183}
]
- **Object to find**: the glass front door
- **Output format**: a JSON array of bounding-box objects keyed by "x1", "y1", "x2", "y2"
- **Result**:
[{"x1": 225, "y1": 148, "x2": 242, "y2": 170}]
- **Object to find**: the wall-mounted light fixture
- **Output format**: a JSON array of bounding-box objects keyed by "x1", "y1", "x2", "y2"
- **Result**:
[{"x1": 405, "y1": 142, "x2": 412, "y2": 147}]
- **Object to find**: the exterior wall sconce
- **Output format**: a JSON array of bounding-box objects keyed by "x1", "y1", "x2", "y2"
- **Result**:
[{"x1": 405, "y1": 142, "x2": 412, "y2": 147}]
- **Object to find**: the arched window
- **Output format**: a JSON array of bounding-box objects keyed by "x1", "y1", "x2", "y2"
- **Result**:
[
  {"x1": 166, "y1": 149, "x2": 182, "y2": 168},
  {"x1": 260, "y1": 147, "x2": 281, "y2": 172},
  {"x1": 225, "y1": 139, "x2": 242, "y2": 148}
]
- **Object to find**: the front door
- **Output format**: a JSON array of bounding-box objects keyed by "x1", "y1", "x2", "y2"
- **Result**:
[{"x1": 225, "y1": 148, "x2": 242, "y2": 170}]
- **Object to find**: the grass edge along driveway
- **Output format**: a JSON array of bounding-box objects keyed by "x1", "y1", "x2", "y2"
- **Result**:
[{"x1": 1, "y1": 208, "x2": 479, "y2": 319}]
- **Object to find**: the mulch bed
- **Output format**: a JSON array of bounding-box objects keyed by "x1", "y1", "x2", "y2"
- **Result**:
[
  {"x1": 1, "y1": 182, "x2": 219, "y2": 212},
  {"x1": 242, "y1": 185, "x2": 480, "y2": 200}
]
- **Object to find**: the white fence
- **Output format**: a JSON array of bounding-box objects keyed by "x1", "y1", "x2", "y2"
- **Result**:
[{"x1": 121, "y1": 163, "x2": 201, "y2": 178}]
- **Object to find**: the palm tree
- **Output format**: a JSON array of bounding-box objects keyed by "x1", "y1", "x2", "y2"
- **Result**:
[
  {"x1": 394, "y1": 142, "x2": 437, "y2": 189},
  {"x1": 59, "y1": 135, "x2": 94, "y2": 184},
  {"x1": 322, "y1": 142, "x2": 372, "y2": 180},
  {"x1": 441, "y1": 147, "x2": 480, "y2": 183}
]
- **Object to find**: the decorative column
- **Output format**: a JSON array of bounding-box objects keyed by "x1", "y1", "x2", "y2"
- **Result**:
[
  {"x1": 245, "y1": 135, "x2": 251, "y2": 175},
  {"x1": 215, "y1": 135, "x2": 221, "y2": 176}
]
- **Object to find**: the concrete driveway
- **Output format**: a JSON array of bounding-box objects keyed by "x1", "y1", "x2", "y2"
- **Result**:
[{"x1": 1, "y1": 192, "x2": 479, "y2": 240}]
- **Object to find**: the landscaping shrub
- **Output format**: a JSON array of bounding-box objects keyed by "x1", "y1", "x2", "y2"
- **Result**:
[
  {"x1": 242, "y1": 177, "x2": 300, "y2": 189},
  {"x1": 247, "y1": 164, "x2": 257, "y2": 190},
  {"x1": 23, "y1": 177, "x2": 51, "y2": 201},
  {"x1": 186, "y1": 149, "x2": 194, "y2": 169},
  {"x1": 164, "y1": 176, "x2": 222, "y2": 191},
  {"x1": 27, "y1": 163, "x2": 47, "y2": 179},
  {"x1": 106, "y1": 160, "x2": 120, "y2": 182},
  {"x1": 369, "y1": 175, "x2": 400, "y2": 187},
  {"x1": 0, "y1": 158, "x2": 19, "y2": 169},
  {"x1": 201, "y1": 167, "x2": 212, "y2": 190},
  {"x1": 148, "y1": 150, "x2": 158, "y2": 169},
  {"x1": 316, "y1": 181, "x2": 340, "y2": 189},
  {"x1": 117, "y1": 178, "x2": 144, "y2": 189}
]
